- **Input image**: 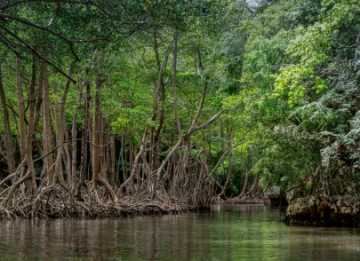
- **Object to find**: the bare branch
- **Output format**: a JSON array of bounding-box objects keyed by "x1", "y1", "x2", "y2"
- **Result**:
[{"x1": 188, "y1": 110, "x2": 223, "y2": 136}]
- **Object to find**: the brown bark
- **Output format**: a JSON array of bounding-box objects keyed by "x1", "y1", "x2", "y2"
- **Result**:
[
  {"x1": 42, "y1": 63, "x2": 55, "y2": 185},
  {"x1": 0, "y1": 65, "x2": 16, "y2": 176},
  {"x1": 218, "y1": 125, "x2": 232, "y2": 198},
  {"x1": 110, "y1": 134, "x2": 116, "y2": 185},
  {"x1": 119, "y1": 131, "x2": 147, "y2": 193},
  {"x1": 79, "y1": 74, "x2": 90, "y2": 186},
  {"x1": 64, "y1": 127, "x2": 72, "y2": 187},
  {"x1": 71, "y1": 83, "x2": 83, "y2": 185},
  {"x1": 16, "y1": 56, "x2": 26, "y2": 161},
  {"x1": 172, "y1": 30, "x2": 182, "y2": 136},
  {"x1": 239, "y1": 168, "x2": 249, "y2": 198},
  {"x1": 247, "y1": 173, "x2": 260, "y2": 196},
  {"x1": 52, "y1": 80, "x2": 62, "y2": 182},
  {"x1": 53, "y1": 63, "x2": 74, "y2": 187},
  {"x1": 91, "y1": 95, "x2": 116, "y2": 201},
  {"x1": 120, "y1": 135, "x2": 126, "y2": 183},
  {"x1": 79, "y1": 48, "x2": 97, "y2": 189},
  {"x1": 89, "y1": 74, "x2": 116, "y2": 200},
  {"x1": 91, "y1": 74, "x2": 102, "y2": 185},
  {"x1": 150, "y1": 34, "x2": 171, "y2": 172},
  {"x1": 240, "y1": 147, "x2": 253, "y2": 198},
  {"x1": 33, "y1": 64, "x2": 44, "y2": 131},
  {"x1": 25, "y1": 58, "x2": 38, "y2": 192}
]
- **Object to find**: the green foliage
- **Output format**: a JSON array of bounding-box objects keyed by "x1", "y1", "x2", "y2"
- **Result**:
[{"x1": 1, "y1": 0, "x2": 360, "y2": 199}]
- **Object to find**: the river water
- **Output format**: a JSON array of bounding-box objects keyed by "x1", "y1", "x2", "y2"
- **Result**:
[{"x1": 0, "y1": 204, "x2": 359, "y2": 261}]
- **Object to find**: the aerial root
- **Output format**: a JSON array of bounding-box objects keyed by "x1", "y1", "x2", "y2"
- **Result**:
[{"x1": 0, "y1": 184, "x2": 201, "y2": 220}]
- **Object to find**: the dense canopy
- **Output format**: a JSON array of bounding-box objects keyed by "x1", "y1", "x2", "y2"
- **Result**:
[{"x1": 0, "y1": 0, "x2": 359, "y2": 218}]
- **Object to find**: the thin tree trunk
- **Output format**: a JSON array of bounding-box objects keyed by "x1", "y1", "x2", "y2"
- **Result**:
[
  {"x1": 156, "y1": 47, "x2": 220, "y2": 183},
  {"x1": 110, "y1": 135, "x2": 116, "y2": 185},
  {"x1": 53, "y1": 63, "x2": 74, "y2": 187},
  {"x1": 91, "y1": 74, "x2": 102, "y2": 186},
  {"x1": 0, "y1": 65, "x2": 16, "y2": 176},
  {"x1": 79, "y1": 49, "x2": 97, "y2": 195},
  {"x1": 16, "y1": 56, "x2": 26, "y2": 162},
  {"x1": 64, "y1": 127, "x2": 72, "y2": 187},
  {"x1": 150, "y1": 34, "x2": 171, "y2": 172},
  {"x1": 71, "y1": 83, "x2": 83, "y2": 185},
  {"x1": 239, "y1": 168, "x2": 249, "y2": 198},
  {"x1": 218, "y1": 125, "x2": 232, "y2": 198},
  {"x1": 33, "y1": 65, "x2": 44, "y2": 132},
  {"x1": 79, "y1": 73, "x2": 90, "y2": 188},
  {"x1": 172, "y1": 30, "x2": 182, "y2": 136},
  {"x1": 53, "y1": 80, "x2": 63, "y2": 183},
  {"x1": 42, "y1": 63, "x2": 55, "y2": 186},
  {"x1": 119, "y1": 131, "x2": 147, "y2": 193},
  {"x1": 26, "y1": 58, "x2": 38, "y2": 192},
  {"x1": 120, "y1": 135, "x2": 126, "y2": 183},
  {"x1": 247, "y1": 173, "x2": 259, "y2": 197}
]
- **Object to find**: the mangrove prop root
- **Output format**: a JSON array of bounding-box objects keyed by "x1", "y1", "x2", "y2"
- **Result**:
[{"x1": 0, "y1": 184, "x2": 202, "y2": 220}]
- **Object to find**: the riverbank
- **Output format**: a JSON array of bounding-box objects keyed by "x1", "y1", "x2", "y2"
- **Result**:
[
  {"x1": 0, "y1": 185, "x2": 203, "y2": 220},
  {"x1": 285, "y1": 196, "x2": 360, "y2": 227},
  {"x1": 0, "y1": 199, "x2": 194, "y2": 220},
  {"x1": 211, "y1": 196, "x2": 269, "y2": 205},
  {"x1": 0, "y1": 186, "x2": 271, "y2": 220}
]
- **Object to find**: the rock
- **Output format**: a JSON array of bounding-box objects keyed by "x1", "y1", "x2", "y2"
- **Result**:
[
  {"x1": 265, "y1": 186, "x2": 287, "y2": 206},
  {"x1": 285, "y1": 196, "x2": 360, "y2": 227},
  {"x1": 265, "y1": 185, "x2": 280, "y2": 198}
]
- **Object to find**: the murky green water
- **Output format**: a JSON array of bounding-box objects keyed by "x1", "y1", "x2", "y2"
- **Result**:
[{"x1": 0, "y1": 204, "x2": 359, "y2": 261}]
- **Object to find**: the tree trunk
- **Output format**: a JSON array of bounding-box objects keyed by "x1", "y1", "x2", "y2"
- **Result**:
[
  {"x1": 172, "y1": 30, "x2": 182, "y2": 136},
  {"x1": 91, "y1": 74, "x2": 102, "y2": 186},
  {"x1": 71, "y1": 83, "x2": 83, "y2": 186},
  {"x1": 64, "y1": 127, "x2": 72, "y2": 187},
  {"x1": 42, "y1": 63, "x2": 55, "y2": 186},
  {"x1": 53, "y1": 63, "x2": 74, "y2": 187},
  {"x1": 16, "y1": 56, "x2": 26, "y2": 162},
  {"x1": 150, "y1": 33, "x2": 171, "y2": 172},
  {"x1": 79, "y1": 49, "x2": 97, "y2": 195},
  {"x1": 218, "y1": 125, "x2": 232, "y2": 198},
  {"x1": 120, "y1": 135, "x2": 126, "y2": 184},
  {"x1": 247, "y1": 173, "x2": 260, "y2": 197},
  {"x1": 0, "y1": 64, "x2": 16, "y2": 177},
  {"x1": 110, "y1": 134, "x2": 116, "y2": 185},
  {"x1": 119, "y1": 131, "x2": 147, "y2": 193},
  {"x1": 79, "y1": 74, "x2": 90, "y2": 187},
  {"x1": 25, "y1": 58, "x2": 38, "y2": 192},
  {"x1": 239, "y1": 168, "x2": 249, "y2": 198}
]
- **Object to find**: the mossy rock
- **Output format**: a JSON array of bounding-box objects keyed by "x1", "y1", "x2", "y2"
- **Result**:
[{"x1": 285, "y1": 196, "x2": 360, "y2": 227}]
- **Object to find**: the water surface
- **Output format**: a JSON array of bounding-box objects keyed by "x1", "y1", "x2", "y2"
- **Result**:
[{"x1": 0, "y1": 204, "x2": 359, "y2": 260}]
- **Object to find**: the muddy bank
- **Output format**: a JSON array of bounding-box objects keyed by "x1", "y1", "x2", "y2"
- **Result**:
[{"x1": 285, "y1": 196, "x2": 360, "y2": 227}]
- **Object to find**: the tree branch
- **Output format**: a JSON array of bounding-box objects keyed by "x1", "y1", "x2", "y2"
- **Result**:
[{"x1": 0, "y1": 24, "x2": 76, "y2": 83}]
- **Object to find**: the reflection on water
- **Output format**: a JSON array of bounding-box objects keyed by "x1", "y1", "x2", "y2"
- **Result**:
[{"x1": 0, "y1": 204, "x2": 359, "y2": 261}]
